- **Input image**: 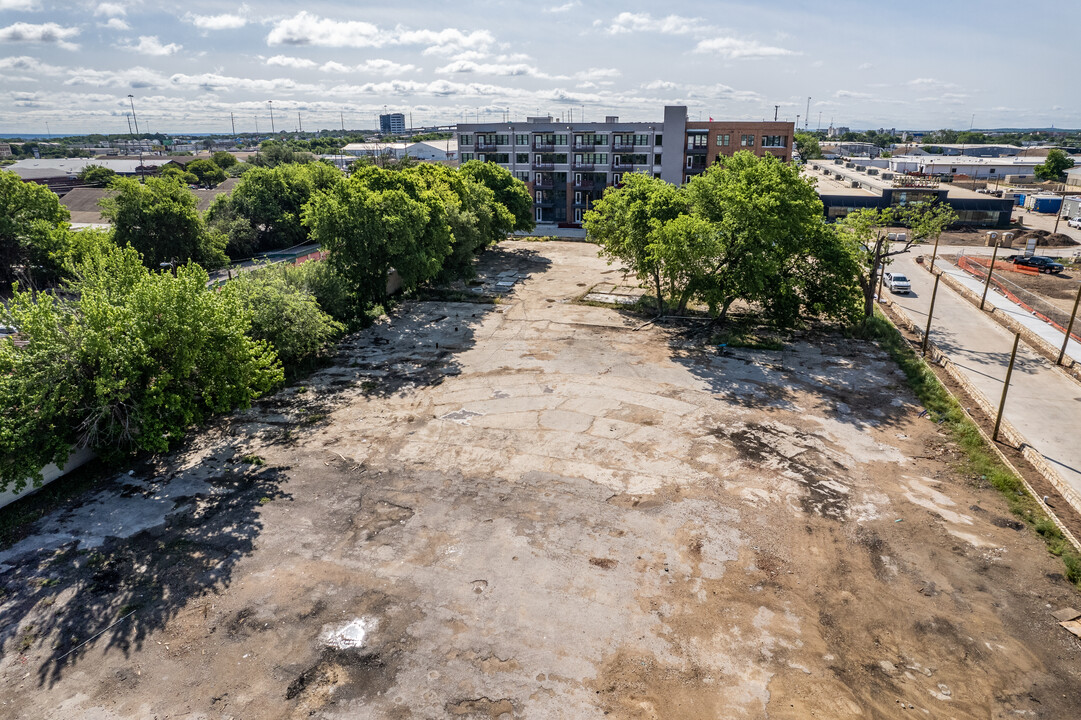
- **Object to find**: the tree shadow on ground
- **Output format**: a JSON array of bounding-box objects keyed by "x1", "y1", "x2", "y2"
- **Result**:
[
  {"x1": 664, "y1": 318, "x2": 917, "y2": 434},
  {"x1": 0, "y1": 447, "x2": 290, "y2": 688}
]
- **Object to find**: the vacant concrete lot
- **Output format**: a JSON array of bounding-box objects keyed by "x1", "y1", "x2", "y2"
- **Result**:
[{"x1": 2, "y1": 241, "x2": 1080, "y2": 719}]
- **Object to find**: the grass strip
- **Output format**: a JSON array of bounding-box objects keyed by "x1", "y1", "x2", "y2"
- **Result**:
[{"x1": 860, "y1": 311, "x2": 1081, "y2": 588}]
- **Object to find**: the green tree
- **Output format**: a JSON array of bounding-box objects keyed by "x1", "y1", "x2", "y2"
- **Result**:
[
  {"x1": 160, "y1": 164, "x2": 199, "y2": 185},
  {"x1": 252, "y1": 140, "x2": 316, "y2": 168},
  {"x1": 219, "y1": 162, "x2": 341, "y2": 252},
  {"x1": 223, "y1": 266, "x2": 344, "y2": 375},
  {"x1": 303, "y1": 171, "x2": 437, "y2": 316},
  {"x1": 684, "y1": 151, "x2": 859, "y2": 324},
  {"x1": 584, "y1": 173, "x2": 689, "y2": 313},
  {"x1": 0, "y1": 244, "x2": 282, "y2": 489},
  {"x1": 186, "y1": 159, "x2": 227, "y2": 187},
  {"x1": 0, "y1": 169, "x2": 72, "y2": 286},
  {"x1": 794, "y1": 132, "x2": 823, "y2": 160},
  {"x1": 836, "y1": 202, "x2": 957, "y2": 319},
  {"x1": 211, "y1": 151, "x2": 238, "y2": 170},
  {"x1": 77, "y1": 164, "x2": 117, "y2": 188},
  {"x1": 99, "y1": 176, "x2": 228, "y2": 269},
  {"x1": 459, "y1": 160, "x2": 535, "y2": 233},
  {"x1": 1035, "y1": 149, "x2": 1075, "y2": 181}
]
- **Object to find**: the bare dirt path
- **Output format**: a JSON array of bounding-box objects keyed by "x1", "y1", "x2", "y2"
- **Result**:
[{"x1": 2, "y1": 241, "x2": 1080, "y2": 719}]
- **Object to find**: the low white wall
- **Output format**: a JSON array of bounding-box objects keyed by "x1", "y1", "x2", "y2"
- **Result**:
[{"x1": 0, "y1": 446, "x2": 96, "y2": 510}]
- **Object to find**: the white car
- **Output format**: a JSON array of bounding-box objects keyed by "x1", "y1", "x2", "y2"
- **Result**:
[
  {"x1": 883, "y1": 272, "x2": 911, "y2": 294},
  {"x1": 1068, "y1": 217, "x2": 1081, "y2": 229}
]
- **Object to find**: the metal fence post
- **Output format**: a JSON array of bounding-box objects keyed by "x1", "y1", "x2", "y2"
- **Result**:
[
  {"x1": 922, "y1": 273, "x2": 941, "y2": 356},
  {"x1": 980, "y1": 242, "x2": 1000, "y2": 311},
  {"x1": 993, "y1": 332, "x2": 1021, "y2": 442},
  {"x1": 1057, "y1": 283, "x2": 1081, "y2": 366}
]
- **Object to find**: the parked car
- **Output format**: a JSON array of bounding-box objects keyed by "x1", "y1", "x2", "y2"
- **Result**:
[
  {"x1": 883, "y1": 271, "x2": 912, "y2": 293},
  {"x1": 1014, "y1": 256, "x2": 1065, "y2": 274},
  {"x1": 1068, "y1": 217, "x2": 1081, "y2": 229}
]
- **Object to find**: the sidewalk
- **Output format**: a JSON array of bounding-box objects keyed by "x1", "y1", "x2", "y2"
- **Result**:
[
  {"x1": 932, "y1": 259, "x2": 1081, "y2": 365},
  {"x1": 889, "y1": 253, "x2": 1081, "y2": 511}
]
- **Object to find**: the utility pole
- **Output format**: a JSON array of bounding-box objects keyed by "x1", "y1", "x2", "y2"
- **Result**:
[
  {"x1": 928, "y1": 230, "x2": 944, "y2": 273},
  {"x1": 993, "y1": 333, "x2": 1021, "y2": 441},
  {"x1": 1057, "y1": 283, "x2": 1081, "y2": 365},
  {"x1": 298, "y1": 112, "x2": 302, "y2": 134},
  {"x1": 774, "y1": 105, "x2": 779, "y2": 122},
  {"x1": 980, "y1": 242, "x2": 1002, "y2": 310},
  {"x1": 127, "y1": 94, "x2": 140, "y2": 135},
  {"x1": 805, "y1": 96, "x2": 811, "y2": 130},
  {"x1": 268, "y1": 100, "x2": 275, "y2": 133},
  {"x1": 230, "y1": 112, "x2": 236, "y2": 136},
  {"x1": 922, "y1": 273, "x2": 942, "y2": 356}
]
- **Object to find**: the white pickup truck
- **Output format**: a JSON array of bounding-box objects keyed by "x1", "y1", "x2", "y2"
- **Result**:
[{"x1": 883, "y1": 271, "x2": 912, "y2": 294}]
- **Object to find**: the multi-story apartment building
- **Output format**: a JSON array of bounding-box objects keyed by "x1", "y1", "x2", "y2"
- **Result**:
[{"x1": 457, "y1": 105, "x2": 793, "y2": 225}]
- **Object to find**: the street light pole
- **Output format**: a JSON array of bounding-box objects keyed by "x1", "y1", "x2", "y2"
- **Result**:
[
  {"x1": 268, "y1": 100, "x2": 275, "y2": 134},
  {"x1": 922, "y1": 272, "x2": 942, "y2": 356},
  {"x1": 127, "y1": 94, "x2": 140, "y2": 136},
  {"x1": 993, "y1": 332, "x2": 1021, "y2": 442}
]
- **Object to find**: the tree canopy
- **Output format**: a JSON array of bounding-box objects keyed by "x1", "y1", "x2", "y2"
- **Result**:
[
  {"x1": 459, "y1": 160, "x2": 535, "y2": 233},
  {"x1": 1035, "y1": 149, "x2": 1075, "y2": 181},
  {"x1": 0, "y1": 169, "x2": 72, "y2": 286},
  {"x1": 186, "y1": 159, "x2": 227, "y2": 187},
  {"x1": 99, "y1": 176, "x2": 227, "y2": 269},
  {"x1": 77, "y1": 164, "x2": 117, "y2": 188}
]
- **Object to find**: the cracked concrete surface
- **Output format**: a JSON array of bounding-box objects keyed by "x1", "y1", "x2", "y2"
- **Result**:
[{"x1": 1, "y1": 241, "x2": 1080, "y2": 719}]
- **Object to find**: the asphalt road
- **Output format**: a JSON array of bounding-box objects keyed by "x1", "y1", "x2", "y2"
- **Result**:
[{"x1": 888, "y1": 252, "x2": 1081, "y2": 504}]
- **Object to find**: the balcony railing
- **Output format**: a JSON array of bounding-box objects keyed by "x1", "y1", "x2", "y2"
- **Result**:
[
  {"x1": 612, "y1": 161, "x2": 634, "y2": 171},
  {"x1": 572, "y1": 162, "x2": 595, "y2": 171},
  {"x1": 532, "y1": 162, "x2": 555, "y2": 170},
  {"x1": 573, "y1": 179, "x2": 595, "y2": 189},
  {"x1": 686, "y1": 146, "x2": 708, "y2": 154},
  {"x1": 612, "y1": 142, "x2": 640, "y2": 151},
  {"x1": 573, "y1": 142, "x2": 600, "y2": 151},
  {"x1": 534, "y1": 197, "x2": 555, "y2": 207},
  {"x1": 533, "y1": 142, "x2": 555, "y2": 152},
  {"x1": 475, "y1": 142, "x2": 498, "y2": 151},
  {"x1": 533, "y1": 178, "x2": 554, "y2": 189}
]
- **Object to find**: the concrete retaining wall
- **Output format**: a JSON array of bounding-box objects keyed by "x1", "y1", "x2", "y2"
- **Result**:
[{"x1": 0, "y1": 446, "x2": 96, "y2": 510}]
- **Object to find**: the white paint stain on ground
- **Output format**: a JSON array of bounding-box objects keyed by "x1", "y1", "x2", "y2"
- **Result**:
[
  {"x1": 320, "y1": 617, "x2": 377, "y2": 650},
  {"x1": 904, "y1": 477, "x2": 1000, "y2": 548}
]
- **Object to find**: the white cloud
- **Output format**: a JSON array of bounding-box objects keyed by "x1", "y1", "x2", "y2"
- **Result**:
[
  {"x1": 101, "y1": 18, "x2": 130, "y2": 30},
  {"x1": 265, "y1": 54, "x2": 317, "y2": 69},
  {"x1": 857, "y1": 62, "x2": 873, "y2": 70},
  {"x1": 577, "y1": 67, "x2": 620, "y2": 79},
  {"x1": 693, "y1": 37, "x2": 794, "y2": 59},
  {"x1": 118, "y1": 35, "x2": 182, "y2": 56},
  {"x1": 643, "y1": 80, "x2": 679, "y2": 91},
  {"x1": 545, "y1": 1, "x2": 579, "y2": 12},
  {"x1": 266, "y1": 12, "x2": 492, "y2": 55},
  {"x1": 0, "y1": 55, "x2": 64, "y2": 75},
  {"x1": 835, "y1": 90, "x2": 873, "y2": 99},
  {"x1": 65, "y1": 66, "x2": 170, "y2": 89},
  {"x1": 0, "y1": 0, "x2": 41, "y2": 10},
  {"x1": 323, "y1": 59, "x2": 416, "y2": 75},
  {"x1": 0, "y1": 22, "x2": 80, "y2": 50},
  {"x1": 185, "y1": 12, "x2": 248, "y2": 31},
  {"x1": 169, "y1": 72, "x2": 320, "y2": 93},
  {"x1": 94, "y1": 2, "x2": 127, "y2": 16},
  {"x1": 607, "y1": 12, "x2": 701, "y2": 35},
  {"x1": 436, "y1": 60, "x2": 554, "y2": 78}
]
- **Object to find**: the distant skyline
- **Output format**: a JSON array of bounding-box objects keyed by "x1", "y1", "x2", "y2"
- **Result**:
[{"x1": 0, "y1": 0, "x2": 1078, "y2": 135}]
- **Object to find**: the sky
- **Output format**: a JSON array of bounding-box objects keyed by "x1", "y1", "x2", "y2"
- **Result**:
[{"x1": 0, "y1": 0, "x2": 1077, "y2": 136}]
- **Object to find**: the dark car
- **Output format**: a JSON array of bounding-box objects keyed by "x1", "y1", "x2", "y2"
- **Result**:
[{"x1": 1014, "y1": 256, "x2": 1065, "y2": 274}]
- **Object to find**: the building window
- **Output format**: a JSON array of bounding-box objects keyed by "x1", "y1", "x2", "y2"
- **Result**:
[
  {"x1": 461, "y1": 152, "x2": 474, "y2": 162},
  {"x1": 516, "y1": 153, "x2": 529, "y2": 163},
  {"x1": 762, "y1": 135, "x2": 787, "y2": 147},
  {"x1": 687, "y1": 134, "x2": 708, "y2": 149},
  {"x1": 717, "y1": 134, "x2": 730, "y2": 146},
  {"x1": 536, "y1": 208, "x2": 543, "y2": 221},
  {"x1": 613, "y1": 173, "x2": 621, "y2": 184},
  {"x1": 515, "y1": 134, "x2": 529, "y2": 146},
  {"x1": 740, "y1": 135, "x2": 755, "y2": 147},
  {"x1": 515, "y1": 171, "x2": 529, "y2": 181},
  {"x1": 460, "y1": 134, "x2": 473, "y2": 145},
  {"x1": 575, "y1": 208, "x2": 583, "y2": 223},
  {"x1": 655, "y1": 134, "x2": 662, "y2": 146},
  {"x1": 655, "y1": 154, "x2": 661, "y2": 165},
  {"x1": 574, "y1": 191, "x2": 582, "y2": 203},
  {"x1": 685, "y1": 175, "x2": 692, "y2": 183},
  {"x1": 687, "y1": 156, "x2": 693, "y2": 169}
]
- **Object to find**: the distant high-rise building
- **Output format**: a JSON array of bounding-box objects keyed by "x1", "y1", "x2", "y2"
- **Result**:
[{"x1": 380, "y1": 113, "x2": 406, "y2": 135}]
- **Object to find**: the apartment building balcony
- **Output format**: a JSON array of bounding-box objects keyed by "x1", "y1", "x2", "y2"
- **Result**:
[
  {"x1": 686, "y1": 146, "x2": 708, "y2": 154},
  {"x1": 532, "y1": 161, "x2": 555, "y2": 170},
  {"x1": 611, "y1": 161, "x2": 635, "y2": 171},
  {"x1": 612, "y1": 142, "x2": 640, "y2": 152},
  {"x1": 533, "y1": 142, "x2": 555, "y2": 152},
  {"x1": 533, "y1": 178, "x2": 554, "y2": 189},
  {"x1": 573, "y1": 178, "x2": 595, "y2": 189},
  {"x1": 572, "y1": 162, "x2": 595, "y2": 171},
  {"x1": 534, "y1": 197, "x2": 555, "y2": 207},
  {"x1": 474, "y1": 142, "x2": 498, "y2": 151},
  {"x1": 573, "y1": 142, "x2": 601, "y2": 151}
]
